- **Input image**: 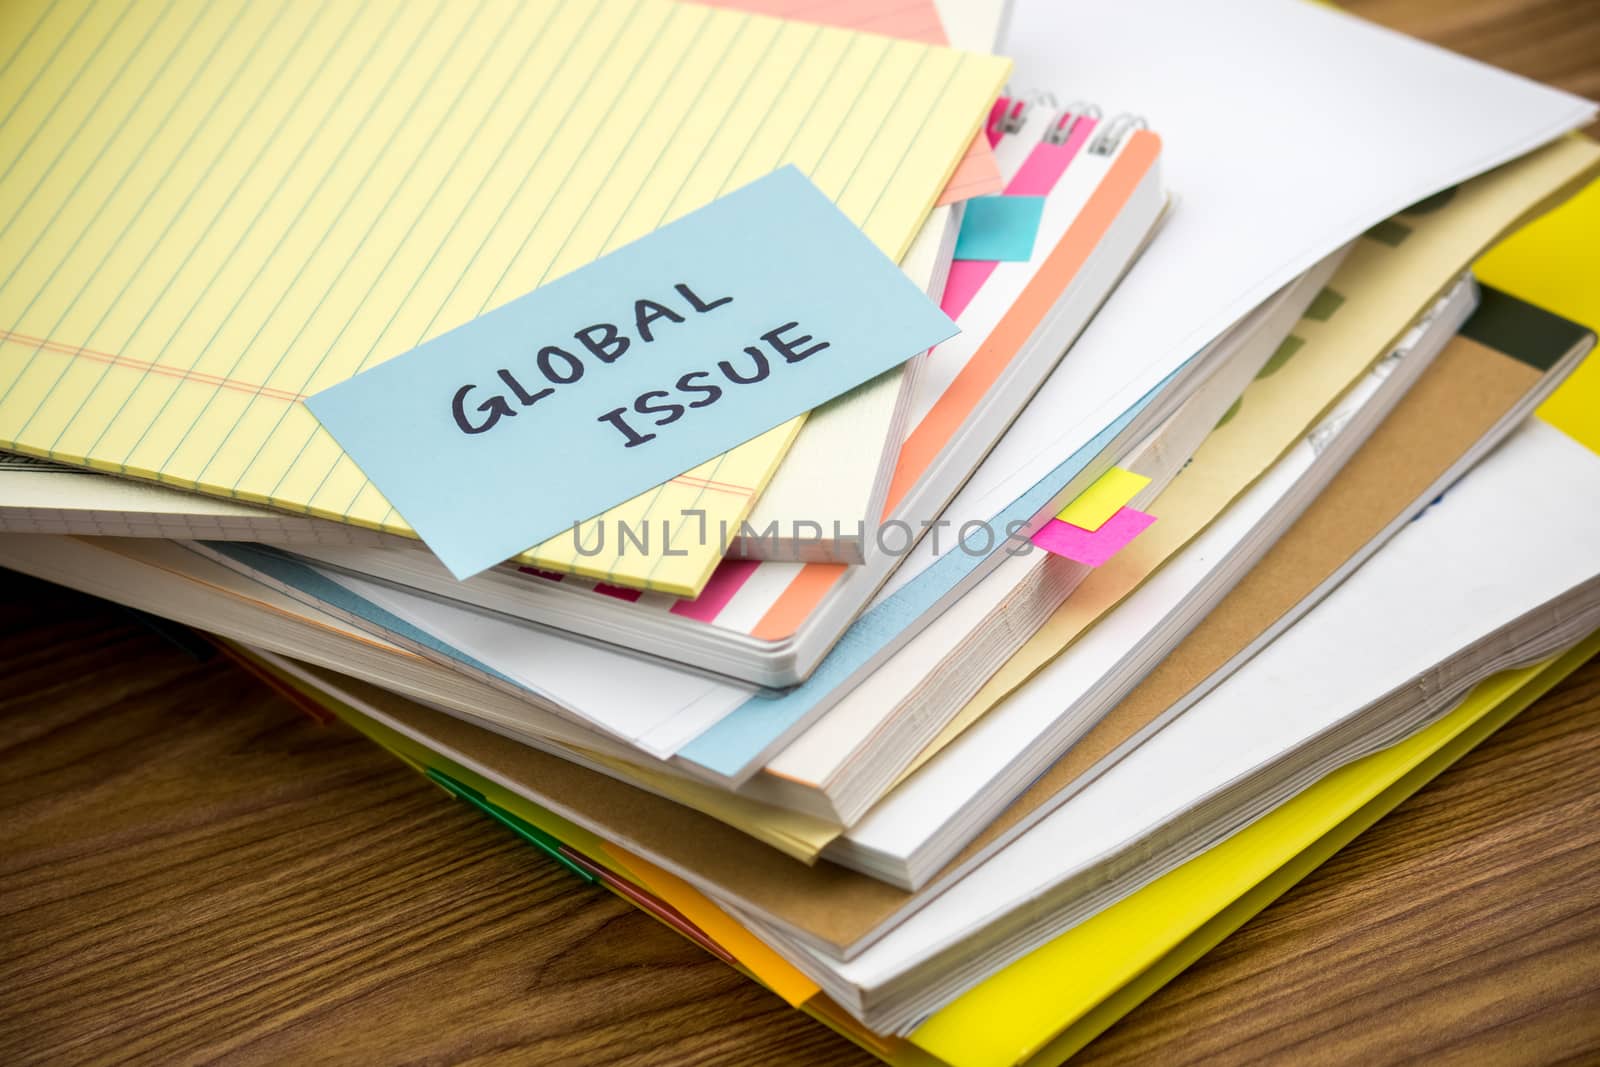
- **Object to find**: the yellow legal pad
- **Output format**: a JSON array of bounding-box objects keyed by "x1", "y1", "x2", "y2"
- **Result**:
[{"x1": 0, "y1": 0, "x2": 1008, "y2": 595}]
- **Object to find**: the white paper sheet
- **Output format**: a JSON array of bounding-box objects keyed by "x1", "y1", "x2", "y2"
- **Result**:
[{"x1": 875, "y1": 0, "x2": 1592, "y2": 601}]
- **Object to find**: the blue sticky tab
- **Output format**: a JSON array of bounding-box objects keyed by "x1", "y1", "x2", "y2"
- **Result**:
[
  {"x1": 953, "y1": 195, "x2": 1048, "y2": 262},
  {"x1": 307, "y1": 166, "x2": 957, "y2": 580}
]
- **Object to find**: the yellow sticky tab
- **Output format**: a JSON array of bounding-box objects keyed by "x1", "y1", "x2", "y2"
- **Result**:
[{"x1": 1054, "y1": 467, "x2": 1151, "y2": 531}]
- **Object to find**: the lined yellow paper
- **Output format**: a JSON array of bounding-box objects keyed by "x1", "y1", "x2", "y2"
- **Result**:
[{"x1": 0, "y1": 0, "x2": 1009, "y2": 595}]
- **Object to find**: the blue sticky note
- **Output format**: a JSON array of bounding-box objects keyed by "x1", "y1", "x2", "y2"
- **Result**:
[
  {"x1": 953, "y1": 195, "x2": 1047, "y2": 262},
  {"x1": 307, "y1": 167, "x2": 957, "y2": 580}
]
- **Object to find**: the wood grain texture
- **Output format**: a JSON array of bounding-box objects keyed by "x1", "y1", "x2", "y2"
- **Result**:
[
  {"x1": 6, "y1": 572, "x2": 1595, "y2": 1067},
  {"x1": 2, "y1": 3, "x2": 1599, "y2": 1063}
]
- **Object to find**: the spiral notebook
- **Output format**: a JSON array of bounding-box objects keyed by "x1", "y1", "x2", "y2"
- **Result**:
[
  {"x1": 709, "y1": 0, "x2": 1001, "y2": 563},
  {"x1": 0, "y1": 0, "x2": 1008, "y2": 597}
]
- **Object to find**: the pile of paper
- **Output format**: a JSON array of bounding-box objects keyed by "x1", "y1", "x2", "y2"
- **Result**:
[{"x1": 2, "y1": 0, "x2": 1598, "y2": 1061}]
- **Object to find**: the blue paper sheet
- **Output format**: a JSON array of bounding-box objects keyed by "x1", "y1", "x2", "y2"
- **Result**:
[{"x1": 308, "y1": 167, "x2": 956, "y2": 579}]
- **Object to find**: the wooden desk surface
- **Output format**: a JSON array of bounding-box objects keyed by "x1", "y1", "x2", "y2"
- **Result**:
[{"x1": 3, "y1": 3, "x2": 1599, "y2": 1063}]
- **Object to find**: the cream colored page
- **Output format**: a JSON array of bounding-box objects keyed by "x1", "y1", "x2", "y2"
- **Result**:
[{"x1": 0, "y1": 0, "x2": 1008, "y2": 595}]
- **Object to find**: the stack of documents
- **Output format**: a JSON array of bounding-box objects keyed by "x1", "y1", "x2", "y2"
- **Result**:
[{"x1": 3, "y1": 0, "x2": 1598, "y2": 1061}]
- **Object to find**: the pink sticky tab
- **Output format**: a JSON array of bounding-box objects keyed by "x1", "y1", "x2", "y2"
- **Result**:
[
  {"x1": 669, "y1": 558, "x2": 759, "y2": 623},
  {"x1": 1030, "y1": 507, "x2": 1156, "y2": 566},
  {"x1": 941, "y1": 258, "x2": 998, "y2": 320},
  {"x1": 1007, "y1": 116, "x2": 1096, "y2": 196},
  {"x1": 517, "y1": 566, "x2": 565, "y2": 582}
]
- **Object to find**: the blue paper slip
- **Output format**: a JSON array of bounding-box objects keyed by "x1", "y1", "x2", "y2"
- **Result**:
[
  {"x1": 953, "y1": 195, "x2": 1048, "y2": 262},
  {"x1": 307, "y1": 167, "x2": 957, "y2": 580}
]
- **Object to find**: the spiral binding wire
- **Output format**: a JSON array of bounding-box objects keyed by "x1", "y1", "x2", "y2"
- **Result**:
[
  {"x1": 996, "y1": 95, "x2": 1029, "y2": 136},
  {"x1": 1043, "y1": 100, "x2": 1102, "y2": 145},
  {"x1": 992, "y1": 90, "x2": 1149, "y2": 155},
  {"x1": 1087, "y1": 112, "x2": 1148, "y2": 156}
]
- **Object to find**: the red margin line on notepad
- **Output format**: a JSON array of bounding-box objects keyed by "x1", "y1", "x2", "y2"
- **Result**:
[
  {"x1": 0, "y1": 330, "x2": 307, "y2": 402},
  {"x1": 6, "y1": 331, "x2": 751, "y2": 497}
]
